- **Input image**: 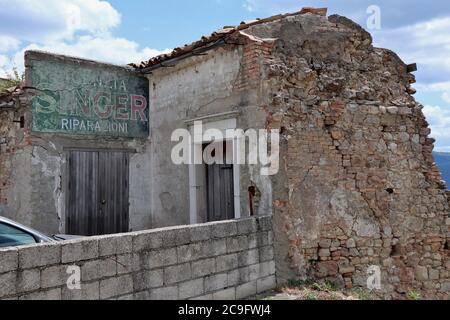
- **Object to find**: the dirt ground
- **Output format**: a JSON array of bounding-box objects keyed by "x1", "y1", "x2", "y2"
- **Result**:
[{"x1": 251, "y1": 280, "x2": 422, "y2": 301}]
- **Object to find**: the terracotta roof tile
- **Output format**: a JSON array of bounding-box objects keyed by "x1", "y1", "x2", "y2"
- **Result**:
[{"x1": 130, "y1": 7, "x2": 327, "y2": 70}]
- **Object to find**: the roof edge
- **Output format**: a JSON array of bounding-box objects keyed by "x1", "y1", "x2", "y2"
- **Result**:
[{"x1": 131, "y1": 7, "x2": 328, "y2": 71}]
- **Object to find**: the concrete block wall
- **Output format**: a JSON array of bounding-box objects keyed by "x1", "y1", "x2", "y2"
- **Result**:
[{"x1": 0, "y1": 216, "x2": 275, "y2": 300}]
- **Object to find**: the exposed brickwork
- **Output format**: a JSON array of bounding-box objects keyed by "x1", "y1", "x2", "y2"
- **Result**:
[
  {"x1": 241, "y1": 13, "x2": 449, "y2": 299},
  {"x1": 1, "y1": 9, "x2": 448, "y2": 301},
  {"x1": 233, "y1": 35, "x2": 274, "y2": 91}
]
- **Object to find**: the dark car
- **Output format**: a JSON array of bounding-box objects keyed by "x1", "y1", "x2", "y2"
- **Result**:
[{"x1": 0, "y1": 216, "x2": 81, "y2": 248}]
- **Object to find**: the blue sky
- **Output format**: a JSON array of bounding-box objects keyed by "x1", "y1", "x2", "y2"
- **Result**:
[{"x1": 1, "y1": 0, "x2": 449, "y2": 151}]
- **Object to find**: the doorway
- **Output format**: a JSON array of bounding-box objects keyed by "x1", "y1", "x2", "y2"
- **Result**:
[
  {"x1": 205, "y1": 142, "x2": 235, "y2": 222},
  {"x1": 66, "y1": 150, "x2": 130, "y2": 236},
  {"x1": 188, "y1": 117, "x2": 241, "y2": 224}
]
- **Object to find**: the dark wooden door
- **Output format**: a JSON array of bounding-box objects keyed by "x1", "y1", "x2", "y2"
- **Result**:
[
  {"x1": 67, "y1": 150, "x2": 130, "y2": 236},
  {"x1": 206, "y1": 163, "x2": 235, "y2": 222}
]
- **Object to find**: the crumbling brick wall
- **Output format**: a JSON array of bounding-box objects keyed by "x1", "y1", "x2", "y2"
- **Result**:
[{"x1": 241, "y1": 12, "x2": 449, "y2": 299}]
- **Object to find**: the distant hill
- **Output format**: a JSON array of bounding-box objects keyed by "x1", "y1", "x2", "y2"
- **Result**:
[{"x1": 434, "y1": 152, "x2": 450, "y2": 188}]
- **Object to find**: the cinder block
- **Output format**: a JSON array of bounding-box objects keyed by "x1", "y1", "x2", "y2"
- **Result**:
[
  {"x1": 179, "y1": 279, "x2": 204, "y2": 299},
  {"x1": 249, "y1": 261, "x2": 275, "y2": 281},
  {"x1": 19, "y1": 288, "x2": 62, "y2": 300},
  {"x1": 164, "y1": 263, "x2": 191, "y2": 285},
  {"x1": 134, "y1": 291, "x2": 151, "y2": 300},
  {"x1": 41, "y1": 265, "x2": 68, "y2": 288},
  {"x1": 237, "y1": 218, "x2": 257, "y2": 235},
  {"x1": 160, "y1": 228, "x2": 191, "y2": 248},
  {"x1": 212, "y1": 288, "x2": 236, "y2": 300},
  {"x1": 116, "y1": 235, "x2": 133, "y2": 255},
  {"x1": 133, "y1": 269, "x2": 164, "y2": 291},
  {"x1": 204, "y1": 239, "x2": 227, "y2": 256},
  {"x1": 189, "y1": 293, "x2": 213, "y2": 300},
  {"x1": 247, "y1": 234, "x2": 258, "y2": 249},
  {"x1": 257, "y1": 275, "x2": 276, "y2": 293},
  {"x1": 99, "y1": 234, "x2": 133, "y2": 257},
  {"x1": 227, "y1": 267, "x2": 249, "y2": 286},
  {"x1": 100, "y1": 274, "x2": 134, "y2": 299},
  {"x1": 259, "y1": 246, "x2": 274, "y2": 262},
  {"x1": 177, "y1": 243, "x2": 203, "y2": 263},
  {"x1": 82, "y1": 258, "x2": 117, "y2": 281},
  {"x1": 260, "y1": 261, "x2": 276, "y2": 277},
  {"x1": 205, "y1": 273, "x2": 228, "y2": 293},
  {"x1": 62, "y1": 281, "x2": 100, "y2": 300},
  {"x1": 0, "y1": 247, "x2": 18, "y2": 273},
  {"x1": 117, "y1": 294, "x2": 134, "y2": 300},
  {"x1": 117, "y1": 254, "x2": 139, "y2": 275},
  {"x1": 216, "y1": 254, "x2": 238, "y2": 272},
  {"x1": 238, "y1": 249, "x2": 259, "y2": 267},
  {"x1": 61, "y1": 239, "x2": 98, "y2": 263},
  {"x1": 236, "y1": 281, "x2": 257, "y2": 299},
  {"x1": 256, "y1": 232, "x2": 273, "y2": 246},
  {"x1": 227, "y1": 236, "x2": 249, "y2": 253},
  {"x1": 0, "y1": 271, "x2": 16, "y2": 298},
  {"x1": 98, "y1": 236, "x2": 116, "y2": 257},
  {"x1": 191, "y1": 258, "x2": 216, "y2": 277},
  {"x1": 227, "y1": 269, "x2": 240, "y2": 287},
  {"x1": 17, "y1": 269, "x2": 40, "y2": 293},
  {"x1": 268, "y1": 232, "x2": 274, "y2": 245},
  {"x1": 211, "y1": 221, "x2": 237, "y2": 238},
  {"x1": 189, "y1": 225, "x2": 212, "y2": 242},
  {"x1": 150, "y1": 286, "x2": 178, "y2": 300},
  {"x1": 249, "y1": 264, "x2": 260, "y2": 281},
  {"x1": 256, "y1": 216, "x2": 273, "y2": 232},
  {"x1": 143, "y1": 248, "x2": 177, "y2": 269},
  {"x1": 132, "y1": 231, "x2": 163, "y2": 252},
  {"x1": 19, "y1": 243, "x2": 61, "y2": 269}
]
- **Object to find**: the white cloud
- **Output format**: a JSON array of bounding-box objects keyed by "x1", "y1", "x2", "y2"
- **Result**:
[
  {"x1": 442, "y1": 92, "x2": 450, "y2": 104},
  {"x1": 242, "y1": 0, "x2": 302, "y2": 13},
  {"x1": 0, "y1": 54, "x2": 9, "y2": 78},
  {"x1": 11, "y1": 36, "x2": 169, "y2": 70},
  {"x1": 423, "y1": 104, "x2": 450, "y2": 142},
  {"x1": 0, "y1": 35, "x2": 20, "y2": 52},
  {"x1": 436, "y1": 146, "x2": 450, "y2": 152},
  {"x1": 416, "y1": 82, "x2": 450, "y2": 92},
  {"x1": 243, "y1": 0, "x2": 256, "y2": 12},
  {"x1": 0, "y1": 1, "x2": 167, "y2": 74},
  {"x1": 373, "y1": 16, "x2": 450, "y2": 85},
  {"x1": 0, "y1": 0, "x2": 121, "y2": 42}
]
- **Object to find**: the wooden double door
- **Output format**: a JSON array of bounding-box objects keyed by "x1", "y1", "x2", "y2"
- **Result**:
[{"x1": 66, "y1": 150, "x2": 130, "y2": 236}]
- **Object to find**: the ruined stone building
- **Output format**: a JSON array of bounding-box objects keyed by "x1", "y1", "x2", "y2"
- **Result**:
[{"x1": 0, "y1": 8, "x2": 449, "y2": 298}]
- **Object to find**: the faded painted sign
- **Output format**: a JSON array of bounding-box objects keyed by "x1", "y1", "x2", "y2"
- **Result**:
[{"x1": 28, "y1": 54, "x2": 149, "y2": 138}]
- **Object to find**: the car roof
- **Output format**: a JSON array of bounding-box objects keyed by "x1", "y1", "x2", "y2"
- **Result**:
[{"x1": 0, "y1": 216, "x2": 54, "y2": 242}]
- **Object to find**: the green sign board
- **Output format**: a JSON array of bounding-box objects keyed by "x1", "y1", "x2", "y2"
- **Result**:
[{"x1": 28, "y1": 53, "x2": 149, "y2": 138}]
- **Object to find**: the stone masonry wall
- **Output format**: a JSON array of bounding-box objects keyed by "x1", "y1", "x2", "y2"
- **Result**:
[
  {"x1": 242, "y1": 12, "x2": 449, "y2": 299},
  {"x1": 0, "y1": 216, "x2": 275, "y2": 300}
]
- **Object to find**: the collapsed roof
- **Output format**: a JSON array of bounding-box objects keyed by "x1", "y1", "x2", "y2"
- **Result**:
[{"x1": 130, "y1": 7, "x2": 327, "y2": 71}]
